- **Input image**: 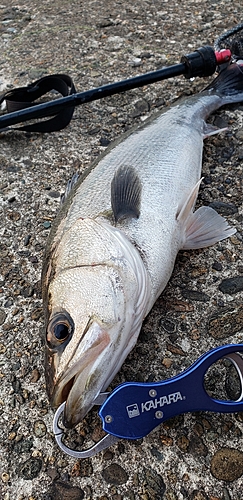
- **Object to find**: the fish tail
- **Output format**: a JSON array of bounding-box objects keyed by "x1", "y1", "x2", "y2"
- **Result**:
[{"x1": 205, "y1": 62, "x2": 243, "y2": 104}]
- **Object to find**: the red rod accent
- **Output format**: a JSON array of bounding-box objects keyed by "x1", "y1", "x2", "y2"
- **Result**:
[{"x1": 215, "y1": 49, "x2": 232, "y2": 64}]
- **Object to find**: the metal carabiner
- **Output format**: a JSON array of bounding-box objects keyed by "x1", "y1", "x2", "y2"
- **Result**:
[{"x1": 53, "y1": 400, "x2": 120, "y2": 458}]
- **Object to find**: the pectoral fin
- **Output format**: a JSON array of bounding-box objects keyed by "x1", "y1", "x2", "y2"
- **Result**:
[
  {"x1": 177, "y1": 180, "x2": 236, "y2": 249},
  {"x1": 182, "y1": 206, "x2": 236, "y2": 249},
  {"x1": 111, "y1": 165, "x2": 142, "y2": 222},
  {"x1": 203, "y1": 122, "x2": 228, "y2": 139}
]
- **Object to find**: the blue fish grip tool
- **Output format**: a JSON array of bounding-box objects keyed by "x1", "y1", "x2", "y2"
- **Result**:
[{"x1": 53, "y1": 344, "x2": 243, "y2": 458}]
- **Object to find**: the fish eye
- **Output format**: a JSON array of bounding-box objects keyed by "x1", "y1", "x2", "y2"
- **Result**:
[
  {"x1": 53, "y1": 322, "x2": 70, "y2": 340},
  {"x1": 46, "y1": 312, "x2": 74, "y2": 348}
]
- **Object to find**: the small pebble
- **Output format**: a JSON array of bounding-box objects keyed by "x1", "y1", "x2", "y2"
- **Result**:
[
  {"x1": 19, "y1": 457, "x2": 42, "y2": 480},
  {"x1": 166, "y1": 343, "x2": 186, "y2": 356},
  {"x1": 177, "y1": 435, "x2": 189, "y2": 452},
  {"x1": 141, "y1": 468, "x2": 166, "y2": 499},
  {"x1": 1, "y1": 472, "x2": 10, "y2": 482},
  {"x1": 4, "y1": 299, "x2": 13, "y2": 307},
  {"x1": 8, "y1": 196, "x2": 16, "y2": 203},
  {"x1": 21, "y1": 286, "x2": 34, "y2": 298},
  {"x1": 162, "y1": 357, "x2": 173, "y2": 369},
  {"x1": 0, "y1": 344, "x2": 6, "y2": 354},
  {"x1": 189, "y1": 491, "x2": 208, "y2": 500},
  {"x1": 160, "y1": 318, "x2": 176, "y2": 333},
  {"x1": 100, "y1": 137, "x2": 110, "y2": 146},
  {"x1": 49, "y1": 480, "x2": 85, "y2": 500},
  {"x1": 128, "y1": 57, "x2": 142, "y2": 67},
  {"x1": 160, "y1": 435, "x2": 173, "y2": 446},
  {"x1": 222, "y1": 488, "x2": 231, "y2": 500},
  {"x1": 24, "y1": 234, "x2": 31, "y2": 246},
  {"x1": 29, "y1": 255, "x2": 38, "y2": 263},
  {"x1": 210, "y1": 447, "x2": 243, "y2": 481},
  {"x1": 208, "y1": 201, "x2": 238, "y2": 215},
  {"x1": 8, "y1": 210, "x2": 20, "y2": 221},
  {"x1": 188, "y1": 436, "x2": 208, "y2": 457},
  {"x1": 48, "y1": 190, "x2": 60, "y2": 198},
  {"x1": 181, "y1": 289, "x2": 210, "y2": 302},
  {"x1": 33, "y1": 420, "x2": 47, "y2": 438},
  {"x1": 8, "y1": 432, "x2": 16, "y2": 441},
  {"x1": 150, "y1": 446, "x2": 164, "y2": 461},
  {"x1": 30, "y1": 368, "x2": 40, "y2": 383},
  {"x1": 218, "y1": 276, "x2": 243, "y2": 295},
  {"x1": 46, "y1": 467, "x2": 60, "y2": 481},
  {"x1": 165, "y1": 491, "x2": 178, "y2": 500},
  {"x1": 102, "y1": 463, "x2": 128, "y2": 485},
  {"x1": 31, "y1": 308, "x2": 42, "y2": 321},
  {"x1": 212, "y1": 261, "x2": 223, "y2": 271},
  {"x1": 14, "y1": 438, "x2": 33, "y2": 454},
  {"x1": 103, "y1": 449, "x2": 114, "y2": 460},
  {"x1": 208, "y1": 305, "x2": 243, "y2": 339}
]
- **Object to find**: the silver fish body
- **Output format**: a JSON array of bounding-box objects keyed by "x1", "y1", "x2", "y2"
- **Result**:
[{"x1": 43, "y1": 64, "x2": 242, "y2": 428}]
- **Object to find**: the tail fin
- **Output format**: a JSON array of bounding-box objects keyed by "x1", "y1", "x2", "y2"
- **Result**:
[{"x1": 205, "y1": 62, "x2": 243, "y2": 103}]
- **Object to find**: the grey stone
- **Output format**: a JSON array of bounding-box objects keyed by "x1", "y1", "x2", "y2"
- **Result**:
[
  {"x1": 218, "y1": 276, "x2": 243, "y2": 295},
  {"x1": 102, "y1": 463, "x2": 128, "y2": 485},
  {"x1": 19, "y1": 458, "x2": 42, "y2": 480}
]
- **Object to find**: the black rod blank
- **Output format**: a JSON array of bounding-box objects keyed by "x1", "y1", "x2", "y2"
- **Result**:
[
  {"x1": 0, "y1": 63, "x2": 186, "y2": 129},
  {"x1": 0, "y1": 45, "x2": 227, "y2": 130}
]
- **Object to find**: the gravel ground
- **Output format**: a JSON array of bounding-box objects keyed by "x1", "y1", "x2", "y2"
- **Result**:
[{"x1": 0, "y1": 1, "x2": 243, "y2": 499}]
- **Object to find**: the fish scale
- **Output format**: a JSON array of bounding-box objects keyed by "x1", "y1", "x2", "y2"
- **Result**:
[
  {"x1": 65, "y1": 110, "x2": 203, "y2": 236},
  {"x1": 63, "y1": 106, "x2": 204, "y2": 299}
]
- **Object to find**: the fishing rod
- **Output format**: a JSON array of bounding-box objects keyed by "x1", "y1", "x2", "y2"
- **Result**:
[{"x1": 0, "y1": 23, "x2": 243, "y2": 133}]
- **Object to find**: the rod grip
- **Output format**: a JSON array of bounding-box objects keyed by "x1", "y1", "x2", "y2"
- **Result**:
[{"x1": 181, "y1": 46, "x2": 217, "y2": 78}]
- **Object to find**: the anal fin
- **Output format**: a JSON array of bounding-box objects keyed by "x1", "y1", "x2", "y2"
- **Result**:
[{"x1": 111, "y1": 166, "x2": 142, "y2": 223}]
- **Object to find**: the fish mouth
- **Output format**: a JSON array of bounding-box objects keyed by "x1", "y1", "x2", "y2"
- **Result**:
[{"x1": 50, "y1": 326, "x2": 110, "y2": 428}]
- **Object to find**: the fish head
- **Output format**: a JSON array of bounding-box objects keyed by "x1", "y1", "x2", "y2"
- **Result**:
[{"x1": 44, "y1": 219, "x2": 150, "y2": 428}]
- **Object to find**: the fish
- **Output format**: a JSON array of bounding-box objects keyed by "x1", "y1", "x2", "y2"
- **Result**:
[{"x1": 42, "y1": 62, "x2": 243, "y2": 428}]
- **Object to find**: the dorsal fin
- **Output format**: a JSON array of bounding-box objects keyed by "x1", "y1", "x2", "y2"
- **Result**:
[
  {"x1": 60, "y1": 172, "x2": 79, "y2": 204},
  {"x1": 111, "y1": 166, "x2": 142, "y2": 223}
]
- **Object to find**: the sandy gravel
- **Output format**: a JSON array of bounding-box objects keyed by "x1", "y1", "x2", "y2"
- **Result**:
[{"x1": 0, "y1": 1, "x2": 243, "y2": 499}]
